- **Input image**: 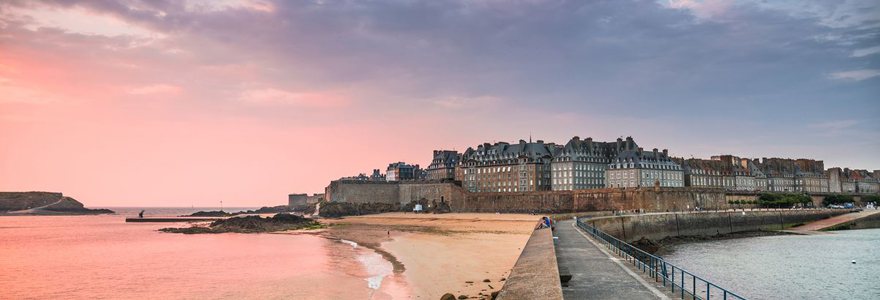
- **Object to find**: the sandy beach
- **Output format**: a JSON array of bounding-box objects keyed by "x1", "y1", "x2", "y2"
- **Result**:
[{"x1": 316, "y1": 213, "x2": 540, "y2": 299}]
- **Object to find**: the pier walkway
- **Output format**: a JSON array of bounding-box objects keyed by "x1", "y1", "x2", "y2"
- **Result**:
[{"x1": 554, "y1": 219, "x2": 668, "y2": 300}]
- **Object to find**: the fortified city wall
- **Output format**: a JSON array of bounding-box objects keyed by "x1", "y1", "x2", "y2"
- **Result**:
[
  {"x1": 326, "y1": 181, "x2": 738, "y2": 213},
  {"x1": 325, "y1": 180, "x2": 874, "y2": 214}
]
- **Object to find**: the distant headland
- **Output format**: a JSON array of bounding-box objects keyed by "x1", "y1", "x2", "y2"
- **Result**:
[{"x1": 0, "y1": 192, "x2": 114, "y2": 215}]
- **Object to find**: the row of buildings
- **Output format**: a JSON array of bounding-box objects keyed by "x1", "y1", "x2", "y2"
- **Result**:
[{"x1": 338, "y1": 136, "x2": 880, "y2": 195}]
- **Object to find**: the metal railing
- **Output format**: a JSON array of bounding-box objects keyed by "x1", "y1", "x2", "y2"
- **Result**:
[{"x1": 576, "y1": 219, "x2": 748, "y2": 300}]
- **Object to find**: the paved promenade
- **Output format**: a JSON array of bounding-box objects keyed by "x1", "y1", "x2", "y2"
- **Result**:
[
  {"x1": 555, "y1": 219, "x2": 668, "y2": 300},
  {"x1": 789, "y1": 209, "x2": 880, "y2": 231}
]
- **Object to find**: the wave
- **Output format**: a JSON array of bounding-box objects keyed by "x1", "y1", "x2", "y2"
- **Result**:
[{"x1": 340, "y1": 239, "x2": 358, "y2": 248}]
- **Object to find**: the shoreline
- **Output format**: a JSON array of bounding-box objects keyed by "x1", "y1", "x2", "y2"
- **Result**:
[{"x1": 313, "y1": 213, "x2": 538, "y2": 299}]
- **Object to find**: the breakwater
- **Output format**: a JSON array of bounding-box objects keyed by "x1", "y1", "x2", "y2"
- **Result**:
[
  {"x1": 579, "y1": 209, "x2": 848, "y2": 243},
  {"x1": 495, "y1": 226, "x2": 563, "y2": 300}
]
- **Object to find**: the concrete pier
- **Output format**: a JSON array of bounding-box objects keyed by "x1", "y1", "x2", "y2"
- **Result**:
[
  {"x1": 555, "y1": 219, "x2": 668, "y2": 299},
  {"x1": 496, "y1": 226, "x2": 564, "y2": 300}
]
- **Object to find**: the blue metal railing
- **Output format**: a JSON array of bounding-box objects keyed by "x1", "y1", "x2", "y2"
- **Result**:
[{"x1": 576, "y1": 218, "x2": 748, "y2": 300}]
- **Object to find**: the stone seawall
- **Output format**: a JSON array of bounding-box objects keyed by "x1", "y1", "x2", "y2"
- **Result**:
[
  {"x1": 495, "y1": 227, "x2": 563, "y2": 300},
  {"x1": 580, "y1": 210, "x2": 848, "y2": 243},
  {"x1": 837, "y1": 211, "x2": 880, "y2": 230}
]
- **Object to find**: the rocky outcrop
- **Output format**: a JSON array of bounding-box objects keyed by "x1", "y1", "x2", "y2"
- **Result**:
[
  {"x1": 318, "y1": 202, "x2": 400, "y2": 218},
  {"x1": 0, "y1": 192, "x2": 64, "y2": 211},
  {"x1": 183, "y1": 205, "x2": 302, "y2": 217},
  {"x1": 184, "y1": 210, "x2": 236, "y2": 217},
  {"x1": 160, "y1": 213, "x2": 323, "y2": 234},
  {"x1": 0, "y1": 192, "x2": 113, "y2": 215}
]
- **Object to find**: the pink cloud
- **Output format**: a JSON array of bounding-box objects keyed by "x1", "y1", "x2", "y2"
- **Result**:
[
  {"x1": 127, "y1": 84, "x2": 181, "y2": 95},
  {"x1": 238, "y1": 88, "x2": 348, "y2": 108}
]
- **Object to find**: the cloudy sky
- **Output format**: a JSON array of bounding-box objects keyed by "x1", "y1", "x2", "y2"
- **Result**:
[{"x1": 1, "y1": 0, "x2": 878, "y2": 206}]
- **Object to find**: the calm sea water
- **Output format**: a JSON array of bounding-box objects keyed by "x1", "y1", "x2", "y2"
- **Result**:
[
  {"x1": 0, "y1": 208, "x2": 410, "y2": 300},
  {"x1": 660, "y1": 228, "x2": 880, "y2": 300}
]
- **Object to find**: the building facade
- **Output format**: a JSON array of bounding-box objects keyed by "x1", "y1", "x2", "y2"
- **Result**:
[
  {"x1": 426, "y1": 150, "x2": 459, "y2": 180},
  {"x1": 794, "y1": 159, "x2": 829, "y2": 193},
  {"x1": 386, "y1": 162, "x2": 422, "y2": 181},
  {"x1": 606, "y1": 146, "x2": 683, "y2": 188},
  {"x1": 680, "y1": 155, "x2": 767, "y2": 191},
  {"x1": 458, "y1": 140, "x2": 553, "y2": 193},
  {"x1": 550, "y1": 136, "x2": 620, "y2": 191}
]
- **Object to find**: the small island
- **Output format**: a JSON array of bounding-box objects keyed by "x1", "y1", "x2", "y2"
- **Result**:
[
  {"x1": 0, "y1": 192, "x2": 114, "y2": 215},
  {"x1": 159, "y1": 213, "x2": 323, "y2": 234}
]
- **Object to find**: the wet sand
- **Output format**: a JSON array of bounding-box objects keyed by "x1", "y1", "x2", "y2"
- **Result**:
[{"x1": 318, "y1": 213, "x2": 539, "y2": 299}]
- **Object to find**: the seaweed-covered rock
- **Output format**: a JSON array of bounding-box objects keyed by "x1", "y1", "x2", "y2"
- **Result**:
[
  {"x1": 184, "y1": 210, "x2": 235, "y2": 217},
  {"x1": 318, "y1": 202, "x2": 400, "y2": 218},
  {"x1": 160, "y1": 213, "x2": 323, "y2": 234}
]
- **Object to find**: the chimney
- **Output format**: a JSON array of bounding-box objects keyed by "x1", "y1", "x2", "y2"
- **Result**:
[
  {"x1": 762, "y1": 157, "x2": 767, "y2": 164},
  {"x1": 616, "y1": 138, "x2": 623, "y2": 151},
  {"x1": 626, "y1": 136, "x2": 634, "y2": 150},
  {"x1": 638, "y1": 147, "x2": 643, "y2": 156},
  {"x1": 586, "y1": 137, "x2": 593, "y2": 151},
  {"x1": 653, "y1": 148, "x2": 659, "y2": 159},
  {"x1": 662, "y1": 149, "x2": 668, "y2": 157}
]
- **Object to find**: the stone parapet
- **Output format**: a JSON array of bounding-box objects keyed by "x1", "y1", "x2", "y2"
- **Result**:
[{"x1": 496, "y1": 225, "x2": 563, "y2": 300}]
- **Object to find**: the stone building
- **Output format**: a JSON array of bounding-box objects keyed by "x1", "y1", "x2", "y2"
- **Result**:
[
  {"x1": 736, "y1": 157, "x2": 768, "y2": 191},
  {"x1": 794, "y1": 159, "x2": 829, "y2": 193},
  {"x1": 755, "y1": 158, "x2": 797, "y2": 193},
  {"x1": 605, "y1": 140, "x2": 683, "y2": 188},
  {"x1": 386, "y1": 162, "x2": 422, "y2": 181},
  {"x1": 679, "y1": 155, "x2": 766, "y2": 191},
  {"x1": 288, "y1": 193, "x2": 308, "y2": 206},
  {"x1": 680, "y1": 158, "x2": 735, "y2": 190},
  {"x1": 826, "y1": 167, "x2": 843, "y2": 193},
  {"x1": 288, "y1": 193, "x2": 324, "y2": 206},
  {"x1": 370, "y1": 169, "x2": 386, "y2": 181},
  {"x1": 426, "y1": 150, "x2": 459, "y2": 180},
  {"x1": 845, "y1": 169, "x2": 880, "y2": 194},
  {"x1": 752, "y1": 158, "x2": 828, "y2": 193},
  {"x1": 549, "y1": 136, "x2": 621, "y2": 191},
  {"x1": 458, "y1": 140, "x2": 553, "y2": 193}
]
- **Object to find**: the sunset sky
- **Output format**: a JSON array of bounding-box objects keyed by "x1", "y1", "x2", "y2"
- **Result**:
[{"x1": 1, "y1": 0, "x2": 878, "y2": 207}]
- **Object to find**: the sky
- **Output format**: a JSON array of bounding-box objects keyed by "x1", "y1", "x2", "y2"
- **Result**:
[{"x1": 0, "y1": 0, "x2": 878, "y2": 207}]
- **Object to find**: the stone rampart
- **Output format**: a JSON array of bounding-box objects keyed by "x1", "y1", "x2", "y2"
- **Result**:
[
  {"x1": 323, "y1": 181, "x2": 876, "y2": 215},
  {"x1": 325, "y1": 181, "x2": 400, "y2": 204},
  {"x1": 580, "y1": 210, "x2": 847, "y2": 243},
  {"x1": 453, "y1": 188, "x2": 728, "y2": 213}
]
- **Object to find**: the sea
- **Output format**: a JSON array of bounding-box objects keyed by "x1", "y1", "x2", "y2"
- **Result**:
[
  {"x1": 659, "y1": 228, "x2": 880, "y2": 300},
  {"x1": 0, "y1": 207, "x2": 410, "y2": 300}
]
